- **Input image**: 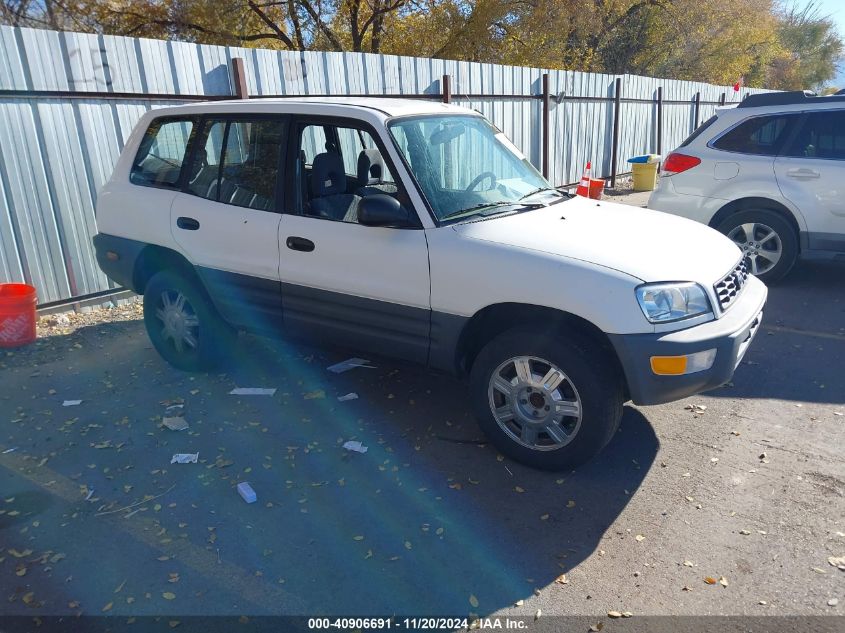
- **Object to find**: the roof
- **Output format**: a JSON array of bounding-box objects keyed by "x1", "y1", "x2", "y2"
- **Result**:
[
  {"x1": 162, "y1": 96, "x2": 474, "y2": 118},
  {"x1": 738, "y1": 90, "x2": 845, "y2": 109}
]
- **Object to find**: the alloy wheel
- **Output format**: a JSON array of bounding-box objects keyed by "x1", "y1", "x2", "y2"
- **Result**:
[
  {"x1": 727, "y1": 222, "x2": 782, "y2": 276},
  {"x1": 488, "y1": 355, "x2": 582, "y2": 451}
]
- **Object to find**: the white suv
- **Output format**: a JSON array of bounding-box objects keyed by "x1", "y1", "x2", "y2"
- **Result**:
[
  {"x1": 93, "y1": 98, "x2": 766, "y2": 470},
  {"x1": 649, "y1": 90, "x2": 845, "y2": 282}
]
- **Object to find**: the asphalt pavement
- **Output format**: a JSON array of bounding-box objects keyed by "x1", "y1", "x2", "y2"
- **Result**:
[{"x1": 0, "y1": 207, "x2": 843, "y2": 630}]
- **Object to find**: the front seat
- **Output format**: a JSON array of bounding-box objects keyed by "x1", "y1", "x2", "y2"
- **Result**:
[
  {"x1": 309, "y1": 152, "x2": 361, "y2": 222},
  {"x1": 356, "y1": 149, "x2": 398, "y2": 196}
]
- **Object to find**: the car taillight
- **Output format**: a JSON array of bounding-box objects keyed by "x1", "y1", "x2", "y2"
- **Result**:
[{"x1": 662, "y1": 153, "x2": 701, "y2": 176}]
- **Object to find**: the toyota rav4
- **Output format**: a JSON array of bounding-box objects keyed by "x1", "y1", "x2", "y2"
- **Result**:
[{"x1": 93, "y1": 98, "x2": 766, "y2": 470}]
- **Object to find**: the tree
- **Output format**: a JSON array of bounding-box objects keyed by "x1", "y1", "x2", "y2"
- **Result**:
[{"x1": 767, "y1": 1, "x2": 843, "y2": 90}]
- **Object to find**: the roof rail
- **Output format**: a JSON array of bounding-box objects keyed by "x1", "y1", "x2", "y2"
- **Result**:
[{"x1": 738, "y1": 90, "x2": 845, "y2": 108}]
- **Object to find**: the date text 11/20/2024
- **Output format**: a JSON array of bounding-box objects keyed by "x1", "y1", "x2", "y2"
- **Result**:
[{"x1": 308, "y1": 617, "x2": 529, "y2": 629}]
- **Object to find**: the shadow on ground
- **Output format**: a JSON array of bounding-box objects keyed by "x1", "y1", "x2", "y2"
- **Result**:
[{"x1": 0, "y1": 318, "x2": 658, "y2": 617}]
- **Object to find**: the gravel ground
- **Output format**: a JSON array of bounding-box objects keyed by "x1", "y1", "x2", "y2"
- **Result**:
[{"x1": 0, "y1": 254, "x2": 843, "y2": 630}]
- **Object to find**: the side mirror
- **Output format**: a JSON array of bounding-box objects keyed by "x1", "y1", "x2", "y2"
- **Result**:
[{"x1": 357, "y1": 195, "x2": 412, "y2": 228}]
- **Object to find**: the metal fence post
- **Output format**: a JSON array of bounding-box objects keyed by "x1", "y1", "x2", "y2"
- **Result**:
[
  {"x1": 693, "y1": 91, "x2": 701, "y2": 129},
  {"x1": 442, "y1": 74, "x2": 451, "y2": 104},
  {"x1": 656, "y1": 86, "x2": 663, "y2": 156},
  {"x1": 542, "y1": 73, "x2": 550, "y2": 180},
  {"x1": 231, "y1": 57, "x2": 248, "y2": 99},
  {"x1": 720, "y1": 92, "x2": 726, "y2": 106},
  {"x1": 610, "y1": 77, "x2": 622, "y2": 189}
]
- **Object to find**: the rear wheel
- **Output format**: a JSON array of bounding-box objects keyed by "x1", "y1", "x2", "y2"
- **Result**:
[
  {"x1": 143, "y1": 271, "x2": 233, "y2": 371},
  {"x1": 469, "y1": 329, "x2": 624, "y2": 471},
  {"x1": 716, "y1": 209, "x2": 798, "y2": 283}
]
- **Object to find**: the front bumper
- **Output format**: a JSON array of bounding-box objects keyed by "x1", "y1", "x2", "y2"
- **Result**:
[{"x1": 609, "y1": 276, "x2": 767, "y2": 405}]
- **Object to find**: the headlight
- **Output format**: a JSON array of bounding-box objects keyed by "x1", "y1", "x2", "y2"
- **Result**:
[{"x1": 635, "y1": 282, "x2": 713, "y2": 324}]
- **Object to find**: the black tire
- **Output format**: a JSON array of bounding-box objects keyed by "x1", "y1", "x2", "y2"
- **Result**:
[
  {"x1": 469, "y1": 329, "x2": 624, "y2": 471},
  {"x1": 143, "y1": 270, "x2": 234, "y2": 371},
  {"x1": 715, "y1": 209, "x2": 798, "y2": 283}
]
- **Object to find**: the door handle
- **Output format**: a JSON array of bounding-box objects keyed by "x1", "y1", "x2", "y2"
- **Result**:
[
  {"x1": 286, "y1": 236, "x2": 315, "y2": 252},
  {"x1": 177, "y1": 216, "x2": 200, "y2": 230},
  {"x1": 786, "y1": 168, "x2": 820, "y2": 180}
]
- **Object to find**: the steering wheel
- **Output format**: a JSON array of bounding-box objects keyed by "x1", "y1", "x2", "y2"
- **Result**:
[{"x1": 465, "y1": 171, "x2": 497, "y2": 192}]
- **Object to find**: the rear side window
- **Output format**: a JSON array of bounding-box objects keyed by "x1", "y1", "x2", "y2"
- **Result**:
[
  {"x1": 130, "y1": 118, "x2": 194, "y2": 188},
  {"x1": 783, "y1": 110, "x2": 845, "y2": 160},
  {"x1": 185, "y1": 117, "x2": 286, "y2": 212},
  {"x1": 711, "y1": 114, "x2": 796, "y2": 155}
]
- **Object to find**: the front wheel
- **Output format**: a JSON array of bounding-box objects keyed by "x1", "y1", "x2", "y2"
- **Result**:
[
  {"x1": 715, "y1": 209, "x2": 798, "y2": 283},
  {"x1": 469, "y1": 330, "x2": 624, "y2": 471},
  {"x1": 143, "y1": 271, "x2": 233, "y2": 371}
]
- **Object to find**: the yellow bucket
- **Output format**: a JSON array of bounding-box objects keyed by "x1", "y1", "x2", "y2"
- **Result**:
[{"x1": 632, "y1": 162, "x2": 658, "y2": 191}]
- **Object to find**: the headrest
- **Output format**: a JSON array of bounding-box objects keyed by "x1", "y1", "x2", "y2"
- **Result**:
[
  {"x1": 357, "y1": 149, "x2": 385, "y2": 185},
  {"x1": 311, "y1": 152, "x2": 346, "y2": 197}
]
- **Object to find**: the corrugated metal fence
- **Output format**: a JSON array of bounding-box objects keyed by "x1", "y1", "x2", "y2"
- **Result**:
[{"x1": 0, "y1": 25, "x2": 770, "y2": 305}]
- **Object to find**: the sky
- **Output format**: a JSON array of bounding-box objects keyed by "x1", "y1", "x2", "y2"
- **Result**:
[{"x1": 812, "y1": 0, "x2": 845, "y2": 86}]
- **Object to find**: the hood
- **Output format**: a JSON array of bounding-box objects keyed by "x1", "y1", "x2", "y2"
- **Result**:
[{"x1": 453, "y1": 196, "x2": 741, "y2": 284}]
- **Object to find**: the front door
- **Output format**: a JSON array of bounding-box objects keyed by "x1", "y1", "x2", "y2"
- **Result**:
[
  {"x1": 278, "y1": 118, "x2": 431, "y2": 364},
  {"x1": 170, "y1": 115, "x2": 288, "y2": 331},
  {"x1": 774, "y1": 109, "x2": 845, "y2": 252}
]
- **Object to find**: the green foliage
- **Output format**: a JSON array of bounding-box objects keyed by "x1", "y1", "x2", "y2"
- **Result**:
[{"x1": 1, "y1": 0, "x2": 841, "y2": 88}]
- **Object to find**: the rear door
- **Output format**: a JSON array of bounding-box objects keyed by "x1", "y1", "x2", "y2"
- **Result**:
[
  {"x1": 170, "y1": 115, "x2": 288, "y2": 331},
  {"x1": 774, "y1": 109, "x2": 845, "y2": 251},
  {"x1": 278, "y1": 117, "x2": 431, "y2": 364}
]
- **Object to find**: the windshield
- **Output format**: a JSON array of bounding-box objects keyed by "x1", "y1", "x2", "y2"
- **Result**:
[{"x1": 388, "y1": 114, "x2": 558, "y2": 221}]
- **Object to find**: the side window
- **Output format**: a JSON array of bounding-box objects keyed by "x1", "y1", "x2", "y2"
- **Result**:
[
  {"x1": 295, "y1": 121, "x2": 401, "y2": 223},
  {"x1": 712, "y1": 114, "x2": 795, "y2": 156},
  {"x1": 783, "y1": 111, "x2": 845, "y2": 160},
  {"x1": 185, "y1": 118, "x2": 285, "y2": 211},
  {"x1": 130, "y1": 118, "x2": 194, "y2": 188},
  {"x1": 300, "y1": 125, "x2": 328, "y2": 164}
]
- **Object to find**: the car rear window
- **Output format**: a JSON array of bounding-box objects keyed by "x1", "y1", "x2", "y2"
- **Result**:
[
  {"x1": 711, "y1": 114, "x2": 797, "y2": 156},
  {"x1": 679, "y1": 115, "x2": 717, "y2": 148},
  {"x1": 130, "y1": 117, "x2": 195, "y2": 189}
]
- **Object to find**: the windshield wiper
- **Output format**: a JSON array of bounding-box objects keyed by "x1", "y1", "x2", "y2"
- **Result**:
[
  {"x1": 440, "y1": 199, "x2": 549, "y2": 223},
  {"x1": 440, "y1": 201, "x2": 516, "y2": 222},
  {"x1": 519, "y1": 186, "x2": 564, "y2": 202}
]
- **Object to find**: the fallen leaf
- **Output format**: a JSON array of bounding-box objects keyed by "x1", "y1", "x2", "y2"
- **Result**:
[
  {"x1": 635, "y1": 534, "x2": 645, "y2": 542},
  {"x1": 15, "y1": 564, "x2": 26, "y2": 577},
  {"x1": 589, "y1": 624, "x2": 604, "y2": 632},
  {"x1": 162, "y1": 592, "x2": 176, "y2": 600},
  {"x1": 739, "y1": 530, "x2": 751, "y2": 536},
  {"x1": 607, "y1": 611, "x2": 622, "y2": 618},
  {"x1": 719, "y1": 576, "x2": 729, "y2": 587},
  {"x1": 404, "y1": 541, "x2": 412, "y2": 550},
  {"x1": 303, "y1": 390, "x2": 325, "y2": 400},
  {"x1": 566, "y1": 500, "x2": 576, "y2": 508},
  {"x1": 514, "y1": 599, "x2": 524, "y2": 606},
  {"x1": 9, "y1": 548, "x2": 33, "y2": 558},
  {"x1": 540, "y1": 514, "x2": 549, "y2": 521},
  {"x1": 683, "y1": 560, "x2": 695, "y2": 567},
  {"x1": 102, "y1": 602, "x2": 113, "y2": 612},
  {"x1": 68, "y1": 601, "x2": 80, "y2": 609},
  {"x1": 469, "y1": 594, "x2": 479, "y2": 608},
  {"x1": 22, "y1": 592, "x2": 35, "y2": 606},
  {"x1": 353, "y1": 535, "x2": 364, "y2": 541},
  {"x1": 534, "y1": 609, "x2": 541, "y2": 621},
  {"x1": 114, "y1": 579, "x2": 127, "y2": 593},
  {"x1": 704, "y1": 577, "x2": 717, "y2": 585},
  {"x1": 555, "y1": 573, "x2": 569, "y2": 584},
  {"x1": 514, "y1": 486, "x2": 525, "y2": 493}
]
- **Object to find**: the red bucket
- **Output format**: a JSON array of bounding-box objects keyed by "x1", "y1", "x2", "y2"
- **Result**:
[
  {"x1": 575, "y1": 177, "x2": 605, "y2": 200},
  {"x1": 0, "y1": 284, "x2": 37, "y2": 348}
]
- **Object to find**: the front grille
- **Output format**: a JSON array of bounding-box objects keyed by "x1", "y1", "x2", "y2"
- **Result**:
[{"x1": 713, "y1": 259, "x2": 748, "y2": 311}]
